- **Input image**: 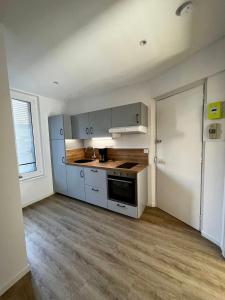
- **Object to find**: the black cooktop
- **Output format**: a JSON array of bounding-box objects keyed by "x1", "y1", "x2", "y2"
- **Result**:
[{"x1": 117, "y1": 162, "x2": 138, "y2": 169}]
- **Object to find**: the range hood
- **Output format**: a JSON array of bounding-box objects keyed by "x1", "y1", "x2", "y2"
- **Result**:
[{"x1": 109, "y1": 125, "x2": 147, "y2": 134}]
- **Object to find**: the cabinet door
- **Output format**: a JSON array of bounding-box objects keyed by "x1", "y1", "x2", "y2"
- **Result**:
[
  {"x1": 50, "y1": 140, "x2": 68, "y2": 195},
  {"x1": 89, "y1": 109, "x2": 111, "y2": 137},
  {"x1": 85, "y1": 185, "x2": 107, "y2": 208},
  {"x1": 71, "y1": 113, "x2": 90, "y2": 139},
  {"x1": 66, "y1": 165, "x2": 85, "y2": 201},
  {"x1": 49, "y1": 115, "x2": 65, "y2": 139},
  {"x1": 111, "y1": 103, "x2": 142, "y2": 127}
]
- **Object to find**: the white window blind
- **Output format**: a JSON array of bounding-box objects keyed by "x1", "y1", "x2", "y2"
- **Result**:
[{"x1": 12, "y1": 98, "x2": 37, "y2": 174}]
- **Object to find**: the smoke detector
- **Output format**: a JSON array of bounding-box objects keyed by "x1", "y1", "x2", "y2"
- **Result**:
[{"x1": 176, "y1": 1, "x2": 193, "y2": 16}]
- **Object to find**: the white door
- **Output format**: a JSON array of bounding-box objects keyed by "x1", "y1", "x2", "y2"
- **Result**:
[{"x1": 156, "y1": 85, "x2": 203, "y2": 230}]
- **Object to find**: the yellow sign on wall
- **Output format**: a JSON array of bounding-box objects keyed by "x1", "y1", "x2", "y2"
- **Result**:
[{"x1": 208, "y1": 101, "x2": 223, "y2": 119}]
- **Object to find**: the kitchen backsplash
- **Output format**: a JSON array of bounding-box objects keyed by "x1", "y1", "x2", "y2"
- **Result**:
[{"x1": 66, "y1": 148, "x2": 149, "y2": 165}]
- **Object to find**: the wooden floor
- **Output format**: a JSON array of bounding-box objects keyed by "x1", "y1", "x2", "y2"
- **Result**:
[{"x1": 2, "y1": 194, "x2": 225, "y2": 300}]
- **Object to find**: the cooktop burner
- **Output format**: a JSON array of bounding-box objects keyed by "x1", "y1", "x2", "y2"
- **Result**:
[{"x1": 117, "y1": 162, "x2": 138, "y2": 169}]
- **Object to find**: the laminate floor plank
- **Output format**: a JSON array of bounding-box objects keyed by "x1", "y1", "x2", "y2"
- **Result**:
[{"x1": 2, "y1": 194, "x2": 225, "y2": 300}]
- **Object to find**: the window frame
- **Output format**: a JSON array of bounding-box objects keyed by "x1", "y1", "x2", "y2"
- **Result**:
[{"x1": 11, "y1": 90, "x2": 44, "y2": 181}]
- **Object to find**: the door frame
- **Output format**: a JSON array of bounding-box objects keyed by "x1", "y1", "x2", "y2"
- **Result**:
[{"x1": 154, "y1": 79, "x2": 207, "y2": 231}]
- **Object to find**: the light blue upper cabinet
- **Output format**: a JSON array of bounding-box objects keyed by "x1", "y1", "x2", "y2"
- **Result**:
[
  {"x1": 72, "y1": 110, "x2": 111, "y2": 139},
  {"x1": 89, "y1": 109, "x2": 111, "y2": 138},
  {"x1": 71, "y1": 113, "x2": 90, "y2": 139},
  {"x1": 49, "y1": 115, "x2": 72, "y2": 140},
  {"x1": 111, "y1": 102, "x2": 148, "y2": 127}
]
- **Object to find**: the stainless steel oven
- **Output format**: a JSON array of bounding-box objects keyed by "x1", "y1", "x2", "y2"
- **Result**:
[{"x1": 107, "y1": 170, "x2": 137, "y2": 206}]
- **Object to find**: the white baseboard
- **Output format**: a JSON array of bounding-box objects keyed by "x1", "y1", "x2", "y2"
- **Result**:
[
  {"x1": 22, "y1": 192, "x2": 54, "y2": 208},
  {"x1": 201, "y1": 231, "x2": 221, "y2": 247},
  {"x1": 0, "y1": 264, "x2": 30, "y2": 296}
]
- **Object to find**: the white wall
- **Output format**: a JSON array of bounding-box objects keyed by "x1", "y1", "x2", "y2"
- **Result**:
[
  {"x1": 66, "y1": 81, "x2": 156, "y2": 206},
  {"x1": 0, "y1": 25, "x2": 28, "y2": 296},
  {"x1": 149, "y1": 37, "x2": 225, "y2": 247},
  {"x1": 19, "y1": 95, "x2": 66, "y2": 207},
  {"x1": 150, "y1": 37, "x2": 225, "y2": 98},
  {"x1": 202, "y1": 71, "x2": 225, "y2": 246}
]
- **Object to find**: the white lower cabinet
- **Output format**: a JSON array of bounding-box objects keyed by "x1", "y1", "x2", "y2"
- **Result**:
[
  {"x1": 66, "y1": 165, "x2": 85, "y2": 201},
  {"x1": 85, "y1": 184, "x2": 107, "y2": 208},
  {"x1": 107, "y1": 200, "x2": 138, "y2": 218},
  {"x1": 66, "y1": 165, "x2": 147, "y2": 218},
  {"x1": 83, "y1": 167, "x2": 107, "y2": 208},
  {"x1": 84, "y1": 167, "x2": 106, "y2": 187}
]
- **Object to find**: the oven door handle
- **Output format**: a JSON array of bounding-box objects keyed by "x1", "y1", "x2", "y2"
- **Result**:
[{"x1": 108, "y1": 178, "x2": 133, "y2": 184}]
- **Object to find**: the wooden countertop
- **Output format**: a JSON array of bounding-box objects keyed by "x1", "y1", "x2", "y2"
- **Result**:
[{"x1": 66, "y1": 159, "x2": 148, "y2": 173}]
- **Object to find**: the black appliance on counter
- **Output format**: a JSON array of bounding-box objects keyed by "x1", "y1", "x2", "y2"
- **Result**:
[{"x1": 99, "y1": 148, "x2": 108, "y2": 162}]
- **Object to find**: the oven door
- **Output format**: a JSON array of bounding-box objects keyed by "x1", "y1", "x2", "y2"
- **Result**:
[{"x1": 107, "y1": 175, "x2": 137, "y2": 206}]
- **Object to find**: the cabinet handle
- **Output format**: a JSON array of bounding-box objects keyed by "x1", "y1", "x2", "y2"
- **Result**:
[
  {"x1": 80, "y1": 170, "x2": 84, "y2": 178},
  {"x1": 90, "y1": 127, "x2": 94, "y2": 134},
  {"x1": 117, "y1": 203, "x2": 126, "y2": 208},
  {"x1": 85, "y1": 127, "x2": 89, "y2": 135},
  {"x1": 92, "y1": 188, "x2": 99, "y2": 192},
  {"x1": 136, "y1": 114, "x2": 139, "y2": 124},
  {"x1": 91, "y1": 169, "x2": 98, "y2": 173},
  {"x1": 62, "y1": 156, "x2": 65, "y2": 164},
  {"x1": 60, "y1": 128, "x2": 64, "y2": 135},
  {"x1": 19, "y1": 175, "x2": 23, "y2": 179}
]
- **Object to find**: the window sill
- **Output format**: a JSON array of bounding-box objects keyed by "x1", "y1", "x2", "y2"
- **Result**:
[{"x1": 19, "y1": 173, "x2": 45, "y2": 183}]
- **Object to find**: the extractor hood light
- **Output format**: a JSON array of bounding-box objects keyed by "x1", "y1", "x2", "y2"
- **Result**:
[{"x1": 92, "y1": 137, "x2": 112, "y2": 141}]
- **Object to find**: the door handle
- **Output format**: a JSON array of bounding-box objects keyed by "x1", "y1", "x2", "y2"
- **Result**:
[
  {"x1": 156, "y1": 139, "x2": 162, "y2": 144},
  {"x1": 158, "y1": 159, "x2": 165, "y2": 165},
  {"x1": 62, "y1": 156, "x2": 65, "y2": 164},
  {"x1": 80, "y1": 170, "x2": 84, "y2": 178},
  {"x1": 117, "y1": 203, "x2": 126, "y2": 208},
  {"x1": 91, "y1": 169, "x2": 98, "y2": 173},
  {"x1": 92, "y1": 188, "x2": 99, "y2": 192},
  {"x1": 90, "y1": 127, "x2": 94, "y2": 134},
  {"x1": 136, "y1": 114, "x2": 139, "y2": 124},
  {"x1": 85, "y1": 127, "x2": 89, "y2": 135},
  {"x1": 60, "y1": 128, "x2": 64, "y2": 136}
]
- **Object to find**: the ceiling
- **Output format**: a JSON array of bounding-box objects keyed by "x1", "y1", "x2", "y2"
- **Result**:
[{"x1": 0, "y1": 0, "x2": 225, "y2": 101}]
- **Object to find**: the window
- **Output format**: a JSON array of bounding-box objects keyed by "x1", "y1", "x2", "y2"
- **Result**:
[{"x1": 11, "y1": 90, "x2": 43, "y2": 180}]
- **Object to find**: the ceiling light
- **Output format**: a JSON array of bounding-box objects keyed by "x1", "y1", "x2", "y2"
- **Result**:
[
  {"x1": 176, "y1": 1, "x2": 192, "y2": 16},
  {"x1": 139, "y1": 40, "x2": 147, "y2": 46}
]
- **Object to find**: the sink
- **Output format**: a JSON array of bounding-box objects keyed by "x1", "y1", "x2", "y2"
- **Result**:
[{"x1": 74, "y1": 159, "x2": 94, "y2": 163}]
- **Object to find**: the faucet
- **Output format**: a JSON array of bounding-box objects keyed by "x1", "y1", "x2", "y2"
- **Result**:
[
  {"x1": 86, "y1": 146, "x2": 96, "y2": 160},
  {"x1": 92, "y1": 148, "x2": 96, "y2": 160}
]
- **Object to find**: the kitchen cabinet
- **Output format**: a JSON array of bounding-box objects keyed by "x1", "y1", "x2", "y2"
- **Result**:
[
  {"x1": 107, "y1": 200, "x2": 138, "y2": 218},
  {"x1": 111, "y1": 102, "x2": 148, "y2": 128},
  {"x1": 85, "y1": 185, "x2": 107, "y2": 208},
  {"x1": 71, "y1": 109, "x2": 111, "y2": 139},
  {"x1": 84, "y1": 167, "x2": 107, "y2": 187},
  {"x1": 49, "y1": 115, "x2": 72, "y2": 140},
  {"x1": 66, "y1": 165, "x2": 85, "y2": 201},
  {"x1": 50, "y1": 139, "x2": 68, "y2": 195},
  {"x1": 71, "y1": 113, "x2": 89, "y2": 139},
  {"x1": 89, "y1": 109, "x2": 111, "y2": 137},
  {"x1": 84, "y1": 167, "x2": 107, "y2": 208}
]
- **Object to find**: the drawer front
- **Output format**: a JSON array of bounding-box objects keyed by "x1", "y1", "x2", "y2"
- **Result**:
[
  {"x1": 107, "y1": 200, "x2": 138, "y2": 218},
  {"x1": 84, "y1": 167, "x2": 106, "y2": 188},
  {"x1": 85, "y1": 185, "x2": 107, "y2": 208}
]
